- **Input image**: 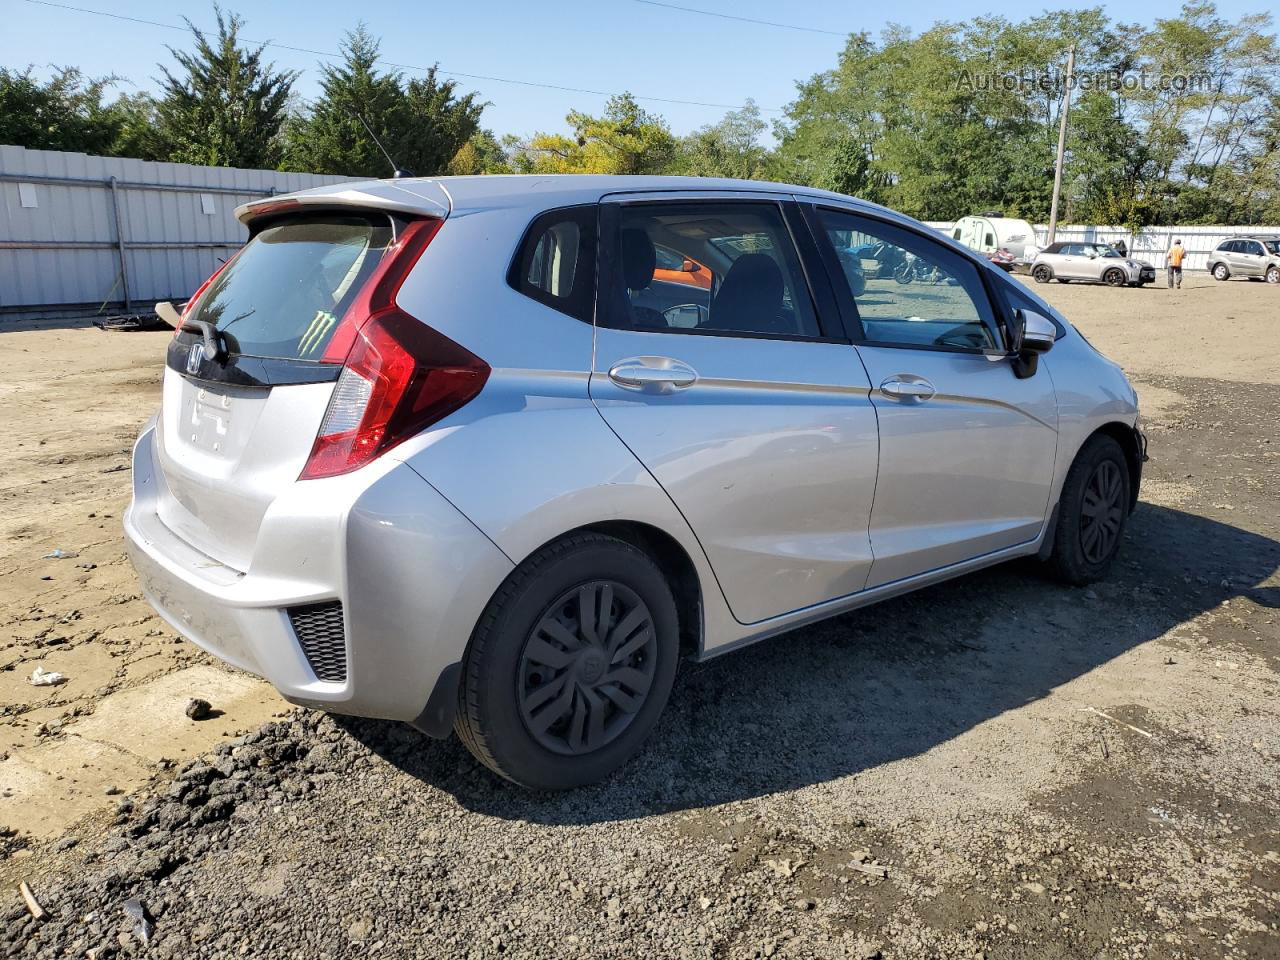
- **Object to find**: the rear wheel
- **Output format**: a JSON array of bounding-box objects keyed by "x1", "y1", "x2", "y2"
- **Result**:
[
  {"x1": 1212, "y1": 263, "x2": 1230, "y2": 281},
  {"x1": 1045, "y1": 434, "x2": 1131, "y2": 586},
  {"x1": 455, "y1": 532, "x2": 679, "y2": 790},
  {"x1": 1103, "y1": 268, "x2": 1126, "y2": 287},
  {"x1": 1031, "y1": 264, "x2": 1052, "y2": 283}
]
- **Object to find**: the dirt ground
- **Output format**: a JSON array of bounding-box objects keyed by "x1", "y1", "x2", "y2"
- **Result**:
[{"x1": 1, "y1": 270, "x2": 1277, "y2": 959}]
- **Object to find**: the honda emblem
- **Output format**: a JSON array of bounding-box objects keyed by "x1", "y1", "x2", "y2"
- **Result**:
[{"x1": 186, "y1": 342, "x2": 204, "y2": 375}]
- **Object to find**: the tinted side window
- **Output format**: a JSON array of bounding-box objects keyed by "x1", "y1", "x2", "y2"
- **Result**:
[
  {"x1": 1245, "y1": 241, "x2": 1264, "y2": 255},
  {"x1": 509, "y1": 206, "x2": 597, "y2": 321},
  {"x1": 817, "y1": 208, "x2": 999, "y2": 352},
  {"x1": 604, "y1": 201, "x2": 821, "y2": 338}
]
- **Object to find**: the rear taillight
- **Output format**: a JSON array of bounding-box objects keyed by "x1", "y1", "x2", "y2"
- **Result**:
[{"x1": 299, "y1": 219, "x2": 489, "y2": 480}]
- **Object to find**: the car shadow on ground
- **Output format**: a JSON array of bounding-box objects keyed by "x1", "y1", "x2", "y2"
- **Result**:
[{"x1": 338, "y1": 503, "x2": 1279, "y2": 824}]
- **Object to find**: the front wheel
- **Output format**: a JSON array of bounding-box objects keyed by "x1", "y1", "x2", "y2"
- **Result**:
[
  {"x1": 1267, "y1": 266, "x2": 1279, "y2": 284},
  {"x1": 1212, "y1": 263, "x2": 1230, "y2": 281},
  {"x1": 455, "y1": 532, "x2": 680, "y2": 790},
  {"x1": 1045, "y1": 434, "x2": 1131, "y2": 586},
  {"x1": 1103, "y1": 268, "x2": 1126, "y2": 287}
]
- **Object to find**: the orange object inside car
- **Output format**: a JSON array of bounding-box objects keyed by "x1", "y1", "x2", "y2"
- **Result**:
[{"x1": 652, "y1": 245, "x2": 713, "y2": 290}]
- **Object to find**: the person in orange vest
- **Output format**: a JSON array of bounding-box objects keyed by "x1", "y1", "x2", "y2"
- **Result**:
[{"x1": 1167, "y1": 239, "x2": 1185, "y2": 288}]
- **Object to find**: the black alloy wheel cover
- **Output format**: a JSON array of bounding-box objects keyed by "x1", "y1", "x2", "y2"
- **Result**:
[
  {"x1": 1080, "y1": 459, "x2": 1125, "y2": 564},
  {"x1": 516, "y1": 580, "x2": 658, "y2": 756}
]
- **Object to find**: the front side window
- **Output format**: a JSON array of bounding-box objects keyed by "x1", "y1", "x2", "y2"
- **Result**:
[
  {"x1": 817, "y1": 208, "x2": 999, "y2": 352},
  {"x1": 605, "y1": 202, "x2": 820, "y2": 338},
  {"x1": 1244, "y1": 240, "x2": 1265, "y2": 256}
]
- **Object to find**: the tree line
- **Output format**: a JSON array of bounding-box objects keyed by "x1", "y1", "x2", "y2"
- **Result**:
[{"x1": 3, "y1": 3, "x2": 1277, "y2": 226}]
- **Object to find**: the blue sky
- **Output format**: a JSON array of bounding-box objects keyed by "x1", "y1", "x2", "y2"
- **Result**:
[{"x1": 3, "y1": 0, "x2": 1273, "y2": 139}]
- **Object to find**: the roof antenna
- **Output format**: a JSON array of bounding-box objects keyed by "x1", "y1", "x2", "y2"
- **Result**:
[{"x1": 355, "y1": 112, "x2": 413, "y2": 179}]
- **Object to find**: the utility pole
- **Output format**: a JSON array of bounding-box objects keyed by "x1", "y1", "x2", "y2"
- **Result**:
[{"x1": 1047, "y1": 45, "x2": 1076, "y2": 246}]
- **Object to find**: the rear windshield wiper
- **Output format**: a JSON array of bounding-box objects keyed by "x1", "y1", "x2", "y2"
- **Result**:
[{"x1": 180, "y1": 318, "x2": 226, "y2": 363}]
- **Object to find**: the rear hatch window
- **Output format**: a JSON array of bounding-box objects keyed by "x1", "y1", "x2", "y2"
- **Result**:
[{"x1": 189, "y1": 215, "x2": 394, "y2": 361}]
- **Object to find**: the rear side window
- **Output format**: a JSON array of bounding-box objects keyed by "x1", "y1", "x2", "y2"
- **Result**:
[
  {"x1": 190, "y1": 215, "x2": 393, "y2": 360},
  {"x1": 509, "y1": 206, "x2": 597, "y2": 321}
]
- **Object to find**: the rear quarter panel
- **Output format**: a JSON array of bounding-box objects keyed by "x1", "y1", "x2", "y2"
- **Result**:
[{"x1": 390, "y1": 205, "x2": 744, "y2": 653}]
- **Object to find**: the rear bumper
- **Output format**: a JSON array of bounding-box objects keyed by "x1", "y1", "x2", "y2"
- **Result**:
[{"x1": 124, "y1": 423, "x2": 513, "y2": 725}]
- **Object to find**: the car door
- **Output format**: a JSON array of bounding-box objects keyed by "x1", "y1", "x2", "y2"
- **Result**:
[
  {"x1": 803, "y1": 204, "x2": 1059, "y2": 588},
  {"x1": 1078, "y1": 245, "x2": 1108, "y2": 281},
  {"x1": 589, "y1": 193, "x2": 879, "y2": 625},
  {"x1": 1240, "y1": 240, "x2": 1265, "y2": 276},
  {"x1": 1052, "y1": 243, "x2": 1083, "y2": 278}
]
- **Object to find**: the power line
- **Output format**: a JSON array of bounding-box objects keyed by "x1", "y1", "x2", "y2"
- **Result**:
[
  {"x1": 631, "y1": 0, "x2": 847, "y2": 37},
  {"x1": 17, "y1": 0, "x2": 782, "y2": 112}
]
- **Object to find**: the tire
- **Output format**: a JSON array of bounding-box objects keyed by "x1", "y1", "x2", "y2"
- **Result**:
[
  {"x1": 1266, "y1": 266, "x2": 1279, "y2": 284},
  {"x1": 1045, "y1": 434, "x2": 1131, "y2": 586},
  {"x1": 1212, "y1": 263, "x2": 1230, "y2": 281},
  {"x1": 1032, "y1": 265, "x2": 1052, "y2": 283},
  {"x1": 455, "y1": 532, "x2": 680, "y2": 790},
  {"x1": 1103, "y1": 268, "x2": 1126, "y2": 287}
]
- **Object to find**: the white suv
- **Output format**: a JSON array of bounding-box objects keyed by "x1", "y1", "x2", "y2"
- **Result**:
[{"x1": 1207, "y1": 236, "x2": 1280, "y2": 283}]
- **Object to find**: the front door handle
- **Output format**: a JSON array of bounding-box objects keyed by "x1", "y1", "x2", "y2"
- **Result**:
[
  {"x1": 879, "y1": 376, "x2": 936, "y2": 401},
  {"x1": 608, "y1": 357, "x2": 697, "y2": 391}
]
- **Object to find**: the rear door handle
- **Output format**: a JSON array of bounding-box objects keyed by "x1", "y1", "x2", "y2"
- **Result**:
[
  {"x1": 879, "y1": 376, "x2": 936, "y2": 401},
  {"x1": 608, "y1": 358, "x2": 697, "y2": 391}
]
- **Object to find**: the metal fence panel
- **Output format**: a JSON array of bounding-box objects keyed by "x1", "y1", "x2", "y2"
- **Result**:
[{"x1": 0, "y1": 145, "x2": 353, "y2": 321}]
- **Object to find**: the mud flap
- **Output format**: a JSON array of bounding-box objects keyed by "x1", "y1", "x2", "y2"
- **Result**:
[{"x1": 410, "y1": 661, "x2": 462, "y2": 739}]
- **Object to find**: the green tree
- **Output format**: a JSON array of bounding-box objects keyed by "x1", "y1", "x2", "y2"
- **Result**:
[
  {"x1": 510, "y1": 93, "x2": 676, "y2": 175},
  {"x1": 0, "y1": 66, "x2": 124, "y2": 155},
  {"x1": 399, "y1": 68, "x2": 485, "y2": 175},
  {"x1": 773, "y1": 4, "x2": 1278, "y2": 225},
  {"x1": 155, "y1": 6, "x2": 296, "y2": 168},
  {"x1": 284, "y1": 26, "x2": 484, "y2": 177},
  {"x1": 447, "y1": 129, "x2": 511, "y2": 175},
  {"x1": 108, "y1": 92, "x2": 165, "y2": 161},
  {"x1": 674, "y1": 100, "x2": 769, "y2": 179},
  {"x1": 281, "y1": 26, "x2": 403, "y2": 176}
]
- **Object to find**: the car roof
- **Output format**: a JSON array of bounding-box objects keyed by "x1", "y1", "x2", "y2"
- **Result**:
[{"x1": 236, "y1": 174, "x2": 903, "y2": 226}]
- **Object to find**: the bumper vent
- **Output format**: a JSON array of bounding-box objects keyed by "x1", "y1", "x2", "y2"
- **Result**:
[{"x1": 287, "y1": 601, "x2": 347, "y2": 683}]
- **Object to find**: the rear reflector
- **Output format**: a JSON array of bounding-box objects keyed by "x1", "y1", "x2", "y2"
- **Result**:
[{"x1": 299, "y1": 219, "x2": 489, "y2": 480}]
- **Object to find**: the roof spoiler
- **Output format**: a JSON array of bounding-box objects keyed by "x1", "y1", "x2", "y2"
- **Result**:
[{"x1": 235, "y1": 180, "x2": 451, "y2": 226}]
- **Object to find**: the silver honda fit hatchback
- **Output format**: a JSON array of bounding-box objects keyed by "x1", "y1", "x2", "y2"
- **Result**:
[{"x1": 125, "y1": 176, "x2": 1145, "y2": 789}]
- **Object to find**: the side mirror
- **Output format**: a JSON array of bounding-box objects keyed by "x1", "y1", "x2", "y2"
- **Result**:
[
  {"x1": 1007, "y1": 308, "x2": 1055, "y2": 378},
  {"x1": 680, "y1": 259, "x2": 698, "y2": 273}
]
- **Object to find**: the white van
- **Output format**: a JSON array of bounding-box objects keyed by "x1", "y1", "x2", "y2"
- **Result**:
[{"x1": 951, "y1": 215, "x2": 1038, "y2": 262}]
